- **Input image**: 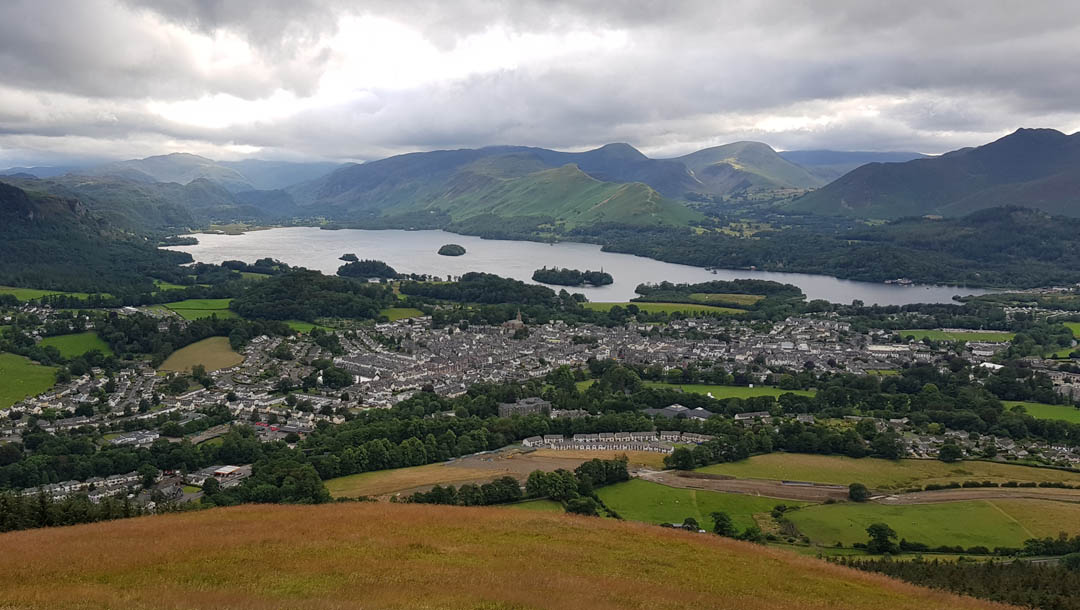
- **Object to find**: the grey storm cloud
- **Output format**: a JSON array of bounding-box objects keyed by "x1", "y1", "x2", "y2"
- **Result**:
[{"x1": 1, "y1": 0, "x2": 1079, "y2": 166}]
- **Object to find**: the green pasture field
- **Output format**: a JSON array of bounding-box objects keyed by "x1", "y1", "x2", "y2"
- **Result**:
[
  {"x1": 163, "y1": 298, "x2": 238, "y2": 320},
  {"x1": 380, "y1": 307, "x2": 424, "y2": 321},
  {"x1": 159, "y1": 337, "x2": 243, "y2": 373},
  {"x1": 788, "y1": 498, "x2": 1080, "y2": 548},
  {"x1": 0, "y1": 286, "x2": 92, "y2": 301},
  {"x1": 284, "y1": 320, "x2": 336, "y2": 333},
  {"x1": 1065, "y1": 322, "x2": 1080, "y2": 338},
  {"x1": 688, "y1": 293, "x2": 764, "y2": 306},
  {"x1": 696, "y1": 453, "x2": 1080, "y2": 490},
  {"x1": 0, "y1": 353, "x2": 57, "y2": 408},
  {"x1": 506, "y1": 499, "x2": 565, "y2": 513},
  {"x1": 643, "y1": 382, "x2": 815, "y2": 398},
  {"x1": 596, "y1": 479, "x2": 799, "y2": 531},
  {"x1": 240, "y1": 272, "x2": 271, "y2": 280},
  {"x1": 1003, "y1": 401, "x2": 1080, "y2": 423},
  {"x1": 897, "y1": 329, "x2": 1015, "y2": 342},
  {"x1": 581, "y1": 302, "x2": 744, "y2": 315},
  {"x1": 152, "y1": 279, "x2": 187, "y2": 291},
  {"x1": 39, "y1": 332, "x2": 113, "y2": 358}
]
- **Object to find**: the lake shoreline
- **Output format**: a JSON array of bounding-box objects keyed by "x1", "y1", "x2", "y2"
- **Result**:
[{"x1": 165, "y1": 226, "x2": 992, "y2": 305}]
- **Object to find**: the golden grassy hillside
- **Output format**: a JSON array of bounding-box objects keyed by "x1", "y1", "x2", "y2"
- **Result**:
[{"x1": 0, "y1": 503, "x2": 1010, "y2": 610}]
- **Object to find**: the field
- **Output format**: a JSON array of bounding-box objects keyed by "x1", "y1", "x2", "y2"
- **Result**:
[
  {"x1": 284, "y1": 320, "x2": 336, "y2": 333},
  {"x1": 325, "y1": 448, "x2": 668, "y2": 498},
  {"x1": 688, "y1": 292, "x2": 764, "y2": 306},
  {"x1": 0, "y1": 503, "x2": 1001, "y2": 610},
  {"x1": 697, "y1": 453, "x2": 1080, "y2": 490},
  {"x1": 581, "y1": 302, "x2": 744, "y2": 315},
  {"x1": 380, "y1": 307, "x2": 424, "y2": 321},
  {"x1": 788, "y1": 498, "x2": 1080, "y2": 548},
  {"x1": 507, "y1": 499, "x2": 565, "y2": 512},
  {"x1": 897, "y1": 329, "x2": 1015, "y2": 342},
  {"x1": 1003, "y1": 400, "x2": 1080, "y2": 423},
  {"x1": 0, "y1": 353, "x2": 57, "y2": 408},
  {"x1": 1066, "y1": 321, "x2": 1080, "y2": 338},
  {"x1": 159, "y1": 337, "x2": 243, "y2": 373},
  {"x1": 152, "y1": 279, "x2": 186, "y2": 291},
  {"x1": 596, "y1": 479, "x2": 798, "y2": 531},
  {"x1": 39, "y1": 331, "x2": 113, "y2": 358},
  {"x1": 163, "y1": 298, "x2": 237, "y2": 320},
  {"x1": 0, "y1": 285, "x2": 93, "y2": 301},
  {"x1": 643, "y1": 381, "x2": 816, "y2": 398}
]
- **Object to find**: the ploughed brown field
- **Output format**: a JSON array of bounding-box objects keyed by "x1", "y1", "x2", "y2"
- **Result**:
[{"x1": 0, "y1": 502, "x2": 1010, "y2": 610}]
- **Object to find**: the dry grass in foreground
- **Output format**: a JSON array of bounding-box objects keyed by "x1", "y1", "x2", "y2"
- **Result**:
[{"x1": 0, "y1": 502, "x2": 1011, "y2": 610}]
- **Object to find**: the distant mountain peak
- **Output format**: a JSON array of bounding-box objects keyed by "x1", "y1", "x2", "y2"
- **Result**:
[
  {"x1": 789, "y1": 127, "x2": 1080, "y2": 219},
  {"x1": 590, "y1": 142, "x2": 647, "y2": 160}
]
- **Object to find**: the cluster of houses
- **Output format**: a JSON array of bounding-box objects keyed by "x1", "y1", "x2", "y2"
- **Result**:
[
  {"x1": 521, "y1": 430, "x2": 715, "y2": 454},
  {"x1": 19, "y1": 470, "x2": 142, "y2": 502}
]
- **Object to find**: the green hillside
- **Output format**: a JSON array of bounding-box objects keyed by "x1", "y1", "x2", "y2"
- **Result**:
[
  {"x1": 0, "y1": 181, "x2": 191, "y2": 292},
  {"x1": 674, "y1": 141, "x2": 826, "y2": 194},
  {"x1": 295, "y1": 148, "x2": 702, "y2": 228},
  {"x1": 410, "y1": 164, "x2": 702, "y2": 227},
  {"x1": 790, "y1": 128, "x2": 1080, "y2": 218}
]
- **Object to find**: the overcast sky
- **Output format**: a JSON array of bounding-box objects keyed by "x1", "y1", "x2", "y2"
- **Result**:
[{"x1": 2, "y1": 0, "x2": 1079, "y2": 166}]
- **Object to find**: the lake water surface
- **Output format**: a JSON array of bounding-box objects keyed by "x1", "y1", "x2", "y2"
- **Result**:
[{"x1": 166, "y1": 227, "x2": 988, "y2": 305}]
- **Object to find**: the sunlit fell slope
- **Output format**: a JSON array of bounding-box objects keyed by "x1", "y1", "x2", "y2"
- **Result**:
[{"x1": 0, "y1": 503, "x2": 1009, "y2": 610}]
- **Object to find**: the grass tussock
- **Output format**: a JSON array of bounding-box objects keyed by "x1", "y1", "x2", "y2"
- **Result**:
[{"x1": 0, "y1": 502, "x2": 1010, "y2": 609}]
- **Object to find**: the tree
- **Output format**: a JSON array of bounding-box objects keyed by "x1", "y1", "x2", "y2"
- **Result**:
[
  {"x1": 565, "y1": 497, "x2": 599, "y2": 516},
  {"x1": 138, "y1": 463, "x2": 159, "y2": 488},
  {"x1": 710, "y1": 511, "x2": 735, "y2": 536},
  {"x1": 848, "y1": 482, "x2": 870, "y2": 502},
  {"x1": 681, "y1": 517, "x2": 700, "y2": 531},
  {"x1": 666, "y1": 447, "x2": 697, "y2": 470},
  {"x1": 866, "y1": 522, "x2": 898, "y2": 554},
  {"x1": 202, "y1": 477, "x2": 221, "y2": 495},
  {"x1": 939, "y1": 443, "x2": 964, "y2": 463},
  {"x1": 737, "y1": 526, "x2": 765, "y2": 544}
]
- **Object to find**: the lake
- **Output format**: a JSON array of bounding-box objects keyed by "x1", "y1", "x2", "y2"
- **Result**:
[{"x1": 165, "y1": 227, "x2": 989, "y2": 305}]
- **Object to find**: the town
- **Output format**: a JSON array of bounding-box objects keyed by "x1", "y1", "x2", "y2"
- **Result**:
[{"x1": 4, "y1": 300, "x2": 1079, "y2": 505}]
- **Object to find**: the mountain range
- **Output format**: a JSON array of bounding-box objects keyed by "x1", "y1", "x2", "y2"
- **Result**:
[
  {"x1": 7, "y1": 129, "x2": 1077, "y2": 231},
  {"x1": 789, "y1": 128, "x2": 1080, "y2": 218}
]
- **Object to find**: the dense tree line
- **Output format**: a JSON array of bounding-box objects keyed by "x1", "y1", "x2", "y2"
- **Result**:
[
  {"x1": 591, "y1": 207, "x2": 1080, "y2": 288},
  {"x1": 400, "y1": 272, "x2": 562, "y2": 306},
  {"x1": 0, "y1": 492, "x2": 159, "y2": 533},
  {"x1": 336, "y1": 259, "x2": 398, "y2": 279},
  {"x1": 230, "y1": 270, "x2": 397, "y2": 322},
  {"x1": 635, "y1": 279, "x2": 804, "y2": 302},
  {"x1": 532, "y1": 267, "x2": 613, "y2": 287},
  {"x1": 837, "y1": 556, "x2": 1080, "y2": 610}
]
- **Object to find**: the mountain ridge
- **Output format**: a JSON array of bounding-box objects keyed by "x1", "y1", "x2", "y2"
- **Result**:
[{"x1": 789, "y1": 128, "x2": 1080, "y2": 218}]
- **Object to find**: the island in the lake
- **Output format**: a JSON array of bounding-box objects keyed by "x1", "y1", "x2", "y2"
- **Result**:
[
  {"x1": 438, "y1": 244, "x2": 466, "y2": 256},
  {"x1": 339, "y1": 253, "x2": 359, "y2": 262},
  {"x1": 337, "y1": 259, "x2": 398, "y2": 279},
  {"x1": 532, "y1": 266, "x2": 613, "y2": 287}
]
